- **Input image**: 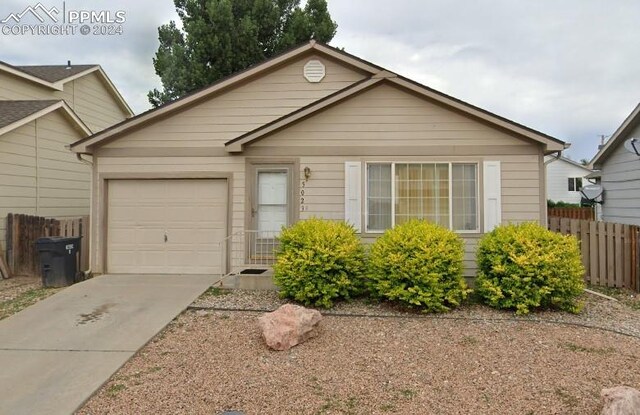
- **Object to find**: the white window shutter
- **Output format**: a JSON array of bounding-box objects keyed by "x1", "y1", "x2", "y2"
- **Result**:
[
  {"x1": 483, "y1": 161, "x2": 502, "y2": 232},
  {"x1": 344, "y1": 162, "x2": 362, "y2": 232}
]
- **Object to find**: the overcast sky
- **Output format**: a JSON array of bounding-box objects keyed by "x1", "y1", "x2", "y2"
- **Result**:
[{"x1": 1, "y1": 0, "x2": 638, "y2": 161}]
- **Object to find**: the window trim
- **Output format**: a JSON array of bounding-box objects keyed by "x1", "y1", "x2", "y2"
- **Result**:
[
  {"x1": 364, "y1": 161, "x2": 480, "y2": 234},
  {"x1": 568, "y1": 177, "x2": 583, "y2": 192}
]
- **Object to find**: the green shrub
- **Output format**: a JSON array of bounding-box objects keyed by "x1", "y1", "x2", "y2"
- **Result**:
[
  {"x1": 273, "y1": 218, "x2": 366, "y2": 308},
  {"x1": 366, "y1": 220, "x2": 470, "y2": 312},
  {"x1": 547, "y1": 199, "x2": 581, "y2": 208},
  {"x1": 475, "y1": 222, "x2": 585, "y2": 315}
]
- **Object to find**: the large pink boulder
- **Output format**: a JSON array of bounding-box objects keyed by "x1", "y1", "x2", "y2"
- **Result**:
[
  {"x1": 258, "y1": 304, "x2": 322, "y2": 351},
  {"x1": 602, "y1": 386, "x2": 640, "y2": 415}
]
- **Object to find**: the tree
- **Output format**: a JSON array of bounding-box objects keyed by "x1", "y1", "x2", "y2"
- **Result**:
[
  {"x1": 148, "y1": 0, "x2": 338, "y2": 107},
  {"x1": 579, "y1": 158, "x2": 589, "y2": 166}
]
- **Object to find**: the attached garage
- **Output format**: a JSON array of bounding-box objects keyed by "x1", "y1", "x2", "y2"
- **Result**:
[{"x1": 107, "y1": 179, "x2": 227, "y2": 274}]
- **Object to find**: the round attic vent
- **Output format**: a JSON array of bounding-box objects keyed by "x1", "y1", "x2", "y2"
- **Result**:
[{"x1": 303, "y1": 59, "x2": 325, "y2": 83}]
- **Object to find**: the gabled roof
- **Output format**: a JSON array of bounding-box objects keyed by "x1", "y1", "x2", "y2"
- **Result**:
[
  {"x1": 545, "y1": 155, "x2": 593, "y2": 173},
  {"x1": 0, "y1": 100, "x2": 60, "y2": 128},
  {"x1": 0, "y1": 100, "x2": 91, "y2": 137},
  {"x1": 0, "y1": 61, "x2": 133, "y2": 117},
  {"x1": 70, "y1": 41, "x2": 379, "y2": 153},
  {"x1": 226, "y1": 70, "x2": 566, "y2": 153},
  {"x1": 70, "y1": 40, "x2": 567, "y2": 154},
  {"x1": 12, "y1": 63, "x2": 98, "y2": 83},
  {"x1": 590, "y1": 103, "x2": 640, "y2": 169}
]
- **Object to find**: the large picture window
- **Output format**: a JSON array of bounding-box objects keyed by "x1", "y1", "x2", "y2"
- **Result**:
[{"x1": 366, "y1": 162, "x2": 479, "y2": 232}]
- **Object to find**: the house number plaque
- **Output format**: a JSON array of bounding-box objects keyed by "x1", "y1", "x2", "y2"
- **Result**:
[{"x1": 300, "y1": 180, "x2": 307, "y2": 211}]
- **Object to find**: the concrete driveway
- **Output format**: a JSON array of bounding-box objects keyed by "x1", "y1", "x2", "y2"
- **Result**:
[{"x1": 0, "y1": 274, "x2": 218, "y2": 415}]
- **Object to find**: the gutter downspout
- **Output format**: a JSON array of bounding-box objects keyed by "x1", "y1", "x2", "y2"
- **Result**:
[
  {"x1": 69, "y1": 148, "x2": 93, "y2": 277},
  {"x1": 74, "y1": 152, "x2": 93, "y2": 166},
  {"x1": 544, "y1": 142, "x2": 571, "y2": 165}
]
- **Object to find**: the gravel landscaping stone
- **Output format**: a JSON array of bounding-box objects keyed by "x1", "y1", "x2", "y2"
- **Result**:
[
  {"x1": 79, "y1": 287, "x2": 640, "y2": 415},
  {"x1": 0, "y1": 275, "x2": 61, "y2": 320}
]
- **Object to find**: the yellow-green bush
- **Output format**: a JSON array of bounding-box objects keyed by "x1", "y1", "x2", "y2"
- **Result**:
[
  {"x1": 366, "y1": 220, "x2": 470, "y2": 312},
  {"x1": 273, "y1": 218, "x2": 366, "y2": 308},
  {"x1": 475, "y1": 222, "x2": 585, "y2": 315}
]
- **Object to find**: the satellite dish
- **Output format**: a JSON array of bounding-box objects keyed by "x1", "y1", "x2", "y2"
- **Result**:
[
  {"x1": 624, "y1": 137, "x2": 640, "y2": 156},
  {"x1": 580, "y1": 184, "x2": 604, "y2": 204}
]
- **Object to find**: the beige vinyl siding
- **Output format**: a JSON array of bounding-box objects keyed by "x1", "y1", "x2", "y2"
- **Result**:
[
  {"x1": 66, "y1": 71, "x2": 129, "y2": 132},
  {"x1": 253, "y1": 84, "x2": 532, "y2": 148},
  {"x1": 0, "y1": 71, "x2": 74, "y2": 108},
  {"x1": 102, "y1": 55, "x2": 367, "y2": 149},
  {"x1": 0, "y1": 72, "x2": 55, "y2": 100},
  {"x1": 0, "y1": 111, "x2": 89, "y2": 252},
  {"x1": 93, "y1": 150, "x2": 541, "y2": 278},
  {"x1": 0, "y1": 122, "x2": 37, "y2": 251},
  {"x1": 600, "y1": 123, "x2": 640, "y2": 226},
  {"x1": 92, "y1": 79, "x2": 544, "y2": 278},
  {"x1": 35, "y1": 111, "x2": 91, "y2": 217},
  {"x1": 0, "y1": 70, "x2": 128, "y2": 133}
]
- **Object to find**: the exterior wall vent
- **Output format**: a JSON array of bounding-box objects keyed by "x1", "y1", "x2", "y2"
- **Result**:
[{"x1": 303, "y1": 60, "x2": 325, "y2": 83}]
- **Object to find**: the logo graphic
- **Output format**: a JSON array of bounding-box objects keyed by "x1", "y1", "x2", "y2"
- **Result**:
[
  {"x1": 1, "y1": 2, "x2": 126, "y2": 36},
  {"x1": 1, "y1": 2, "x2": 59, "y2": 24}
]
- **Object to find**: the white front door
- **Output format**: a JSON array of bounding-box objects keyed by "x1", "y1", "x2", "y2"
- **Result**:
[{"x1": 256, "y1": 170, "x2": 289, "y2": 236}]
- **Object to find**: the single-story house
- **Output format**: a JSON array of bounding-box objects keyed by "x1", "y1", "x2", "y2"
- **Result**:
[
  {"x1": 0, "y1": 62, "x2": 133, "y2": 254},
  {"x1": 70, "y1": 41, "x2": 567, "y2": 278},
  {"x1": 544, "y1": 155, "x2": 593, "y2": 204},
  {"x1": 590, "y1": 103, "x2": 640, "y2": 226}
]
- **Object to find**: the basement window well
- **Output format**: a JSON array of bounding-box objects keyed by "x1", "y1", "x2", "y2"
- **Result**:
[{"x1": 239, "y1": 269, "x2": 268, "y2": 275}]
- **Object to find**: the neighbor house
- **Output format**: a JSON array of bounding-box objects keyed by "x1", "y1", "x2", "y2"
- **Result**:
[
  {"x1": 0, "y1": 61, "x2": 133, "y2": 253},
  {"x1": 0, "y1": 61, "x2": 132, "y2": 132},
  {"x1": 70, "y1": 41, "x2": 567, "y2": 279},
  {"x1": 544, "y1": 155, "x2": 593, "y2": 204},
  {"x1": 590, "y1": 103, "x2": 640, "y2": 226}
]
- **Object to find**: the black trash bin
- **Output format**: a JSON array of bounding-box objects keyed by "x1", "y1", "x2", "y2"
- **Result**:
[{"x1": 36, "y1": 236, "x2": 81, "y2": 288}]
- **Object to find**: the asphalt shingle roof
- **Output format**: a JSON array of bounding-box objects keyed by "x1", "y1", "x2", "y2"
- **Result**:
[
  {"x1": 0, "y1": 100, "x2": 60, "y2": 129},
  {"x1": 0, "y1": 60, "x2": 98, "y2": 83},
  {"x1": 14, "y1": 64, "x2": 97, "y2": 83}
]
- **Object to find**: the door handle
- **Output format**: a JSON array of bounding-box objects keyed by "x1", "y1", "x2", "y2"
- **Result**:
[
  {"x1": 164, "y1": 233, "x2": 168, "y2": 243},
  {"x1": 251, "y1": 207, "x2": 257, "y2": 217}
]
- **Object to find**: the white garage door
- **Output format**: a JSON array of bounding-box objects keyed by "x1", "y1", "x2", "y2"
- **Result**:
[{"x1": 107, "y1": 179, "x2": 227, "y2": 274}]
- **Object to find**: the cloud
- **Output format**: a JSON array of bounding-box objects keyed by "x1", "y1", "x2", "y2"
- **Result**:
[
  {"x1": 1, "y1": 0, "x2": 638, "y2": 160},
  {"x1": 0, "y1": 0, "x2": 178, "y2": 112},
  {"x1": 330, "y1": 0, "x2": 640, "y2": 160}
]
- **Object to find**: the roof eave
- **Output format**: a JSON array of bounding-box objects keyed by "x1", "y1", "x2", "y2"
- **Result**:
[
  {"x1": 0, "y1": 101, "x2": 91, "y2": 137},
  {"x1": 71, "y1": 41, "x2": 382, "y2": 153},
  {"x1": 226, "y1": 73, "x2": 567, "y2": 153},
  {"x1": 0, "y1": 62, "x2": 64, "y2": 91},
  {"x1": 590, "y1": 103, "x2": 640, "y2": 168}
]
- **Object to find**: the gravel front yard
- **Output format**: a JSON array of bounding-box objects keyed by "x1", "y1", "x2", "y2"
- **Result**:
[
  {"x1": 79, "y1": 289, "x2": 640, "y2": 415},
  {"x1": 0, "y1": 275, "x2": 61, "y2": 320}
]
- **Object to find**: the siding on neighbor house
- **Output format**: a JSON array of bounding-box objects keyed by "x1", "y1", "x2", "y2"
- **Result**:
[
  {"x1": 0, "y1": 110, "x2": 90, "y2": 251},
  {"x1": 545, "y1": 158, "x2": 592, "y2": 204},
  {"x1": 0, "y1": 70, "x2": 129, "y2": 132},
  {"x1": 92, "y1": 80, "x2": 544, "y2": 277},
  {"x1": 600, "y1": 122, "x2": 640, "y2": 226},
  {"x1": 102, "y1": 54, "x2": 368, "y2": 149},
  {"x1": 63, "y1": 71, "x2": 129, "y2": 133}
]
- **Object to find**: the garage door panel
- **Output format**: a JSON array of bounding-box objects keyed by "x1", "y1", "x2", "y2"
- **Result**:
[
  {"x1": 107, "y1": 179, "x2": 227, "y2": 274},
  {"x1": 168, "y1": 229, "x2": 224, "y2": 244}
]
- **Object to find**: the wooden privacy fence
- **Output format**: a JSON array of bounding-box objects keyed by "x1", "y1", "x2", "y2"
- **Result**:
[
  {"x1": 548, "y1": 217, "x2": 639, "y2": 291},
  {"x1": 5, "y1": 214, "x2": 89, "y2": 278},
  {"x1": 548, "y1": 207, "x2": 595, "y2": 221}
]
